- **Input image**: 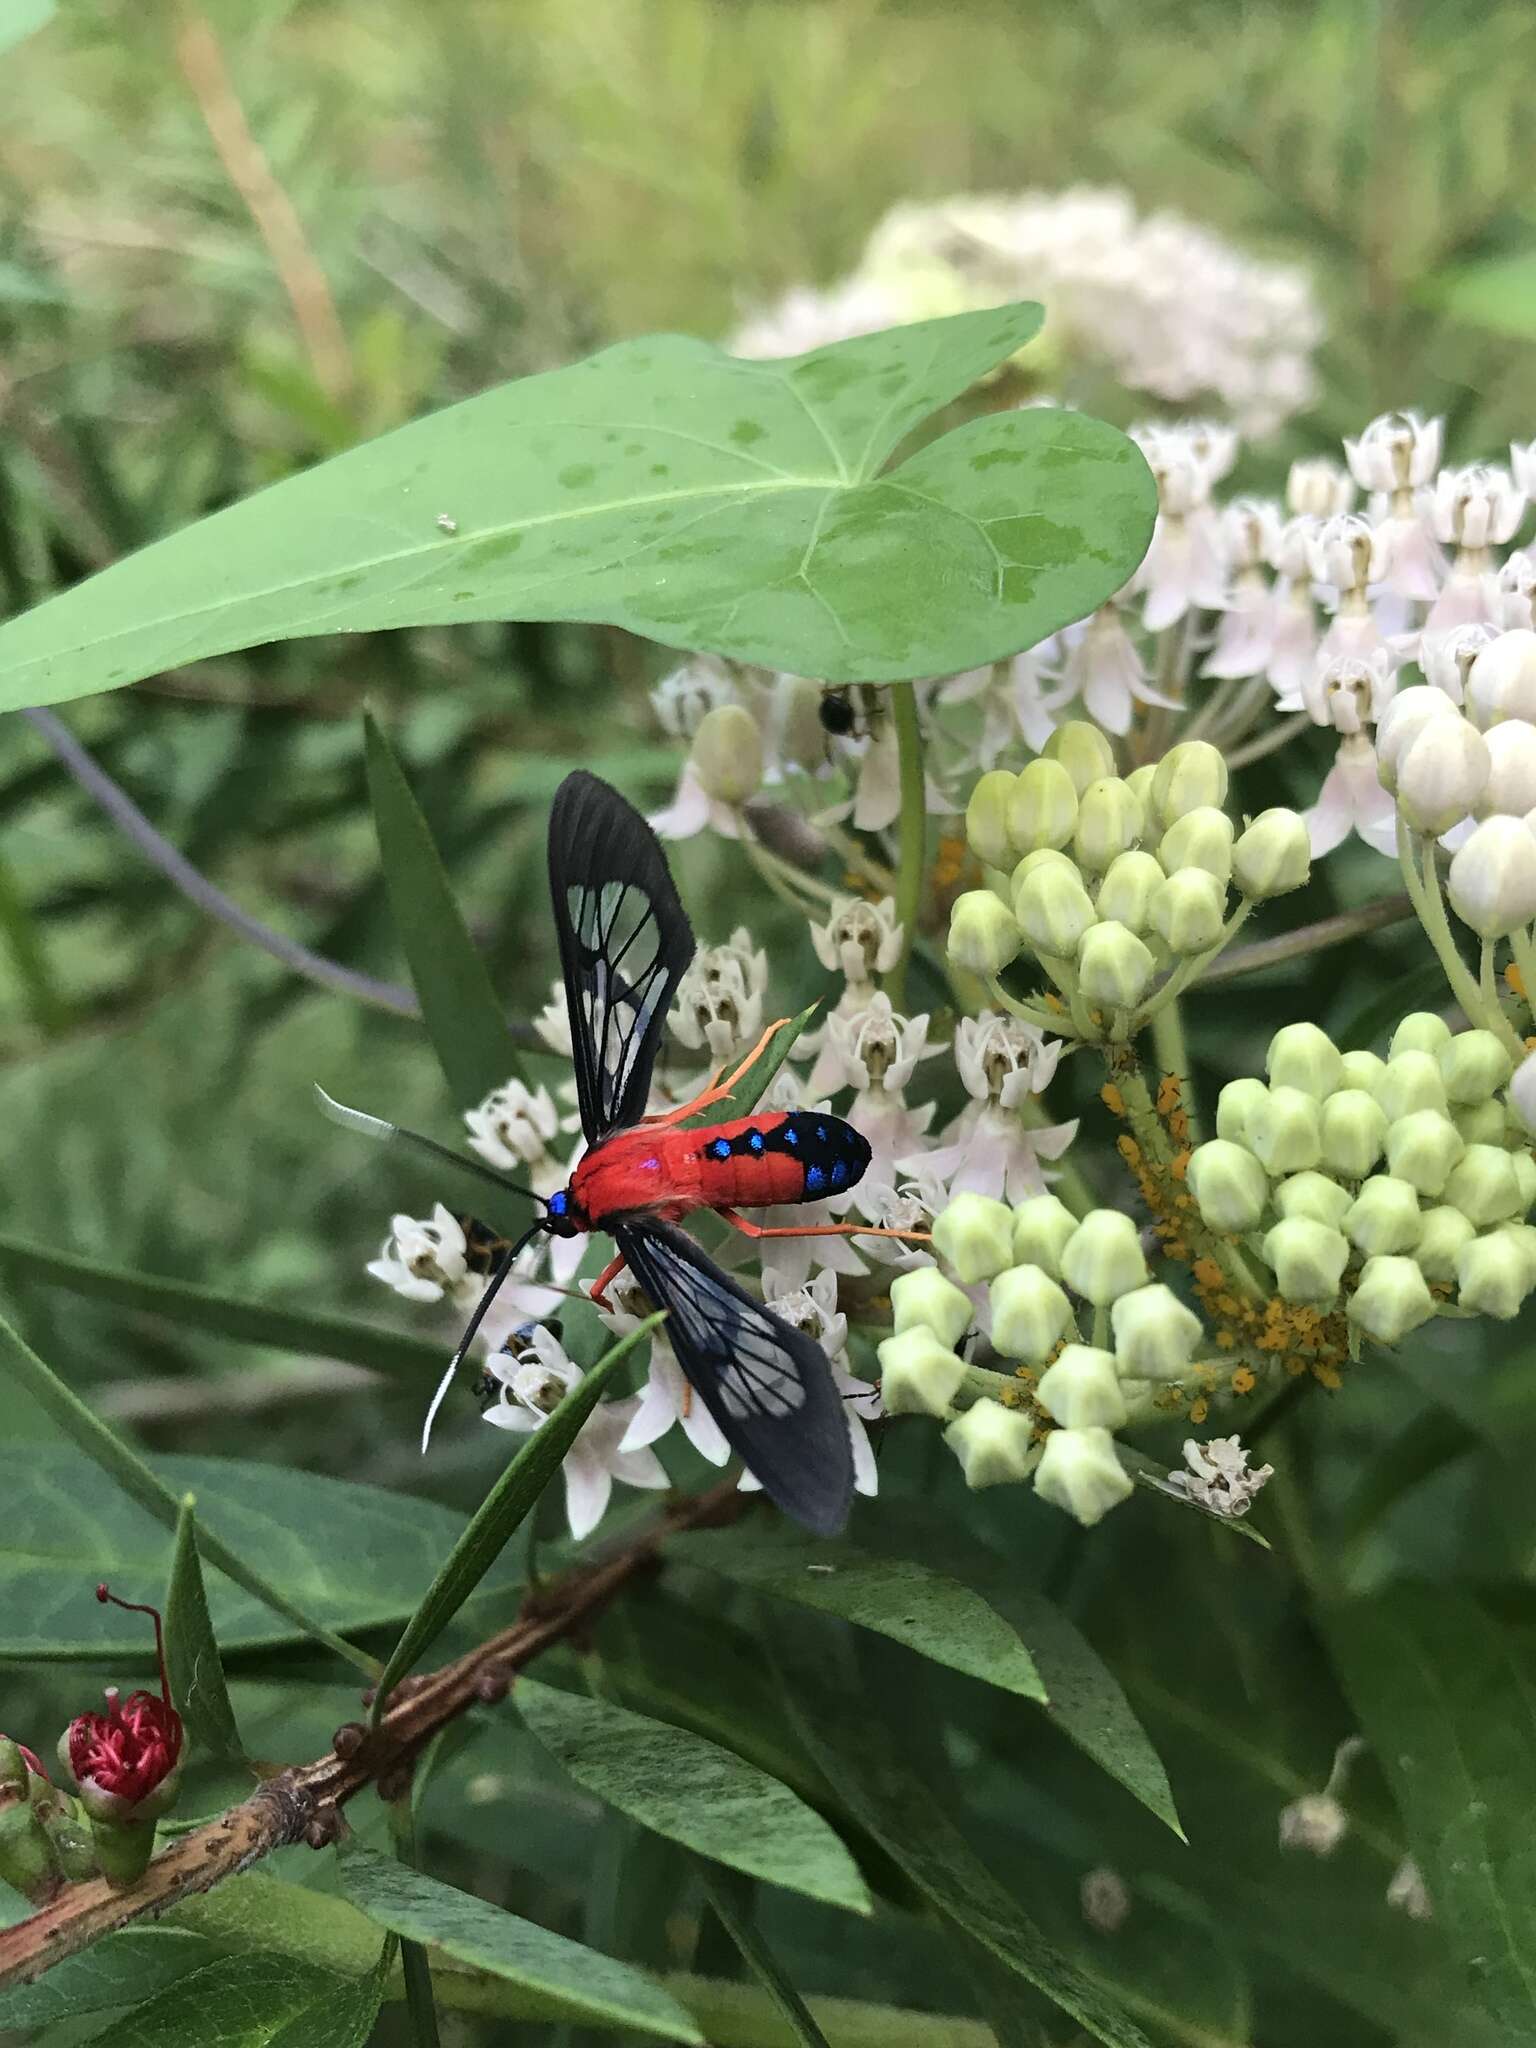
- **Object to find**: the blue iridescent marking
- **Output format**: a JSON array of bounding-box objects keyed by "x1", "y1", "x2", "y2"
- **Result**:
[
  {"x1": 806, "y1": 1163, "x2": 826, "y2": 1191},
  {"x1": 641, "y1": 1156, "x2": 660, "y2": 1171},
  {"x1": 711, "y1": 1137, "x2": 731, "y2": 1160},
  {"x1": 549, "y1": 1190, "x2": 568, "y2": 1216},
  {"x1": 831, "y1": 1159, "x2": 848, "y2": 1187},
  {"x1": 784, "y1": 1126, "x2": 798, "y2": 1146},
  {"x1": 816, "y1": 1123, "x2": 828, "y2": 1140},
  {"x1": 749, "y1": 1130, "x2": 765, "y2": 1153}
]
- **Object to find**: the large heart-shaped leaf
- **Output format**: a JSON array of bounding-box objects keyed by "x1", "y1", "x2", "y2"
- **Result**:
[
  {"x1": 0, "y1": 1446, "x2": 502, "y2": 1659},
  {"x1": 0, "y1": 307, "x2": 1155, "y2": 709}
]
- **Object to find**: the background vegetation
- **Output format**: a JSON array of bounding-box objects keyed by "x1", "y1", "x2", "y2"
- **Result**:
[{"x1": 5, "y1": 2, "x2": 1536, "y2": 2042}]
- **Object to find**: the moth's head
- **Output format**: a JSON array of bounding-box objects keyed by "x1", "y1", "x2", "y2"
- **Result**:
[{"x1": 543, "y1": 1184, "x2": 588, "y2": 1237}]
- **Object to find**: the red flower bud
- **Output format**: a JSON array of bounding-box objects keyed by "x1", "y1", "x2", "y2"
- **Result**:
[
  {"x1": 63, "y1": 1587, "x2": 183, "y2": 1813},
  {"x1": 1, "y1": 1737, "x2": 48, "y2": 1784}
]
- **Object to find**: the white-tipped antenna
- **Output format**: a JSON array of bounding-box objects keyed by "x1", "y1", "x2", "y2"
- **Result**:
[
  {"x1": 314, "y1": 1084, "x2": 547, "y2": 1207},
  {"x1": 418, "y1": 1221, "x2": 547, "y2": 1455},
  {"x1": 315, "y1": 1085, "x2": 396, "y2": 1142}
]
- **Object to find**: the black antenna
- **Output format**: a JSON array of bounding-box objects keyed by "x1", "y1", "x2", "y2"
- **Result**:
[{"x1": 420, "y1": 1218, "x2": 548, "y2": 1451}]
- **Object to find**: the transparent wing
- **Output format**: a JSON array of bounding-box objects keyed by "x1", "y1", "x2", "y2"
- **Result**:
[
  {"x1": 615, "y1": 1219, "x2": 852, "y2": 1536},
  {"x1": 548, "y1": 771, "x2": 695, "y2": 1143}
]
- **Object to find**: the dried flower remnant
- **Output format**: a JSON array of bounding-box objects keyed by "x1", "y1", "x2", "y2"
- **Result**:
[{"x1": 1164, "y1": 1435, "x2": 1274, "y2": 1517}]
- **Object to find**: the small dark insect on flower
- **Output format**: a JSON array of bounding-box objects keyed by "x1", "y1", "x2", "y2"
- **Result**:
[
  {"x1": 817, "y1": 684, "x2": 883, "y2": 745},
  {"x1": 62, "y1": 1587, "x2": 184, "y2": 1816}
]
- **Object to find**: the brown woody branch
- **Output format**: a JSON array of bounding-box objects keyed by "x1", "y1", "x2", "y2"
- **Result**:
[{"x1": 0, "y1": 1482, "x2": 742, "y2": 1991}]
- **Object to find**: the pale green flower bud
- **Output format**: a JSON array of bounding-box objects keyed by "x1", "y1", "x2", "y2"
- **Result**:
[
  {"x1": 1158, "y1": 806, "x2": 1235, "y2": 883},
  {"x1": 1125, "y1": 763, "x2": 1158, "y2": 811},
  {"x1": 1187, "y1": 1140, "x2": 1270, "y2": 1232},
  {"x1": 1014, "y1": 862, "x2": 1097, "y2": 960},
  {"x1": 0, "y1": 1802, "x2": 63, "y2": 1906},
  {"x1": 1247, "y1": 1086, "x2": 1324, "y2": 1175},
  {"x1": 1077, "y1": 922, "x2": 1157, "y2": 1008},
  {"x1": 1344, "y1": 1174, "x2": 1423, "y2": 1254},
  {"x1": 1440, "y1": 1029, "x2": 1514, "y2": 1104},
  {"x1": 1391, "y1": 1012, "x2": 1454, "y2": 1059},
  {"x1": 1443, "y1": 1143, "x2": 1525, "y2": 1225},
  {"x1": 1376, "y1": 1051, "x2": 1449, "y2": 1122},
  {"x1": 1385, "y1": 1109, "x2": 1466, "y2": 1197},
  {"x1": 1267, "y1": 1022, "x2": 1345, "y2": 1100},
  {"x1": 1044, "y1": 720, "x2": 1117, "y2": 795},
  {"x1": 1007, "y1": 758, "x2": 1078, "y2": 855},
  {"x1": 1035, "y1": 1344, "x2": 1128, "y2": 1429},
  {"x1": 1110, "y1": 1282, "x2": 1204, "y2": 1381},
  {"x1": 1011, "y1": 1193, "x2": 1080, "y2": 1279},
  {"x1": 1513, "y1": 1051, "x2": 1536, "y2": 1137},
  {"x1": 1151, "y1": 740, "x2": 1229, "y2": 826},
  {"x1": 1414, "y1": 1203, "x2": 1477, "y2": 1281},
  {"x1": 1060, "y1": 1210, "x2": 1150, "y2": 1305},
  {"x1": 1232, "y1": 807, "x2": 1311, "y2": 898},
  {"x1": 966, "y1": 769, "x2": 1019, "y2": 868},
  {"x1": 990, "y1": 1263, "x2": 1075, "y2": 1363},
  {"x1": 1263, "y1": 1217, "x2": 1351, "y2": 1306},
  {"x1": 1513, "y1": 1149, "x2": 1536, "y2": 1212},
  {"x1": 1347, "y1": 1254, "x2": 1435, "y2": 1343},
  {"x1": 1150, "y1": 869, "x2": 1228, "y2": 954},
  {"x1": 1503, "y1": 1219, "x2": 1536, "y2": 1283},
  {"x1": 1395, "y1": 717, "x2": 1490, "y2": 835},
  {"x1": 1273, "y1": 1171, "x2": 1352, "y2": 1230},
  {"x1": 1319, "y1": 1090, "x2": 1389, "y2": 1179},
  {"x1": 877, "y1": 1327, "x2": 968, "y2": 1417},
  {"x1": 1456, "y1": 1228, "x2": 1536, "y2": 1318},
  {"x1": 944, "y1": 1400, "x2": 1041, "y2": 1488},
  {"x1": 1033, "y1": 1425, "x2": 1134, "y2": 1526},
  {"x1": 1447, "y1": 815, "x2": 1536, "y2": 937},
  {"x1": 1338, "y1": 1049, "x2": 1387, "y2": 1094},
  {"x1": 1467, "y1": 628, "x2": 1536, "y2": 726},
  {"x1": 692, "y1": 704, "x2": 764, "y2": 804},
  {"x1": 947, "y1": 890, "x2": 1025, "y2": 976},
  {"x1": 1073, "y1": 778, "x2": 1145, "y2": 872},
  {"x1": 1095, "y1": 850, "x2": 1164, "y2": 932},
  {"x1": 1376, "y1": 684, "x2": 1463, "y2": 790},
  {"x1": 932, "y1": 1193, "x2": 1017, "y2": 1282},
  {"x1": 890, "y1": 1267, "x2": 974, "y2": 1350},
  {"x1": 1009, "y1": 847, "x2": 1075, "y2": 894},
  {"x1": 1216, "y1": 1077, "x2": 1269, "y2": 1147},
  {"x1": 1455, "y1": 1100, "x2": 1509, "y2": 1147},
  {"x1": 983, "y1": 863, "x2": 1016, "y2": 907}
]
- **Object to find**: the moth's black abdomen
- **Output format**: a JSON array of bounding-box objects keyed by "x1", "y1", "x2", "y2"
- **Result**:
[{"x1": 773, "y1": 1111, "x2": 871, "y2": 1200}]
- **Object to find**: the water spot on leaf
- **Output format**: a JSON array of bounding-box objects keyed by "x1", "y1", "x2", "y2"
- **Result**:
[
  {"x1": 464, "y1": 533, "x2": 524, "y2": 567},
  {"x1": 559, "y1": 464, "x2": 597, "y2": 489},
  {"x1": 729, "y1": 419, "x2": 767, "y2": 447},
  {"x1": 970, "y1": 447, "x2": 1028, "y2": 471},
  {"x1": 650, "y1": 464, "x2": 670, "y2": 477}
]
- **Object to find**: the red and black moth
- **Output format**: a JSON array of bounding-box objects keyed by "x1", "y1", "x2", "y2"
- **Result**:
[{"x1": 328, "y1": 771, "x2": 924, "y2": 1535}]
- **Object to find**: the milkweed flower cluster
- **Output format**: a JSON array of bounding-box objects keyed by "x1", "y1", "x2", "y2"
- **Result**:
[{"x1": 731, "y1": 187, "x2": 1321, "y2": 434}]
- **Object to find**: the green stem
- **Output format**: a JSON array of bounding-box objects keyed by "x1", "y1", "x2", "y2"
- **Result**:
[
  {"x1": 1512, "y1": 925, "x2": 1536, "y2": 1023},
  {"x1": 1150, "y1": 996, "x2": 1201, "y2": 1146},
  {"x1": 1114, "y1": 1059, "x2": 1267, "y2": 1304},
  {"x1": 982, "y1": 974, "x2": 1078, "y2": 1039},
  {"x1": 1223, "y1": 710, "x2": 1312, "y2": 770},
  {"x1": 818, "y1": 822, "x2": 897, "y2": 895},
  {"x1": 1400, "y1": 818, "x2": 1524, "y2": 1056},
  {"x1": 741, "y1": 835, "x2": 827, "y2": 917},
  {"x1": 886, "y1": 679, "x2": 927, "y2": 1009},
  {"x1": 748, "y1": 837, "x2": 841, "y2": 905},
  {"x1": 1135, "y1": 901, "x2": 1256, "y2": 1029}
]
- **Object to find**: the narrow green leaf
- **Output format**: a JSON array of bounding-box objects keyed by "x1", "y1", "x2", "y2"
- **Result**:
[
  {"x1": 675, "y1": 1522, "x2": 1047, "y2": 1702},
  {"x1": 4, "y1": 1447, "x2": 511, "y2": 1662},
  {"x1": 0, "y1": 1929, "x2": 220, "y2": 2029},
  {"x1": 0, "y1": 308, "x2": 1156, "y2": 710},
  {"x1": 75, "y1": 1947, "x2": 388, "y2": 2048},
  {"x1": 1115, "y1": 1444, "x2": 1272, "y2": 1547},
  {"x1": 371, "y1": 1314, "x2": 665, "y2": 1719},
  {"x1": 337, "y1": 1842, "x2": 704, "y2": 2044},
  {"x1": 0, "y1": 1310, "x2": 377, "y2": 1675},
  {"x1": 681, "y1": 1001, "x2": 817, "y2": 1128},
  {"x1": 1325, "y1": 1586, "x2": 1536, "y2": 2043},
  {"x1": 0, "y1": 0, "x2": 54, "y2": 56},
  {"x1": 364, "y1": 712, "x2": 518, "y2": 1107},
  {"x1": 164, "y1": 1497, "x2": 245, "y2": 1764},
  {"x1": 775, "y1": 1627, "x2": 1153, "y2": 2048},
  {"x1": 697, "y1": 1864, "x2": 831, "y2": 2048},
  {"x1": 0, "y1": 1230, "x2": 447, "y2": 1380},
  {"x1": 1424, "y1": 252, "x2": 1536, "y2": 341},
  {"x1": 516, "y1": 1676, "x2": 871, "y2": 1914}
]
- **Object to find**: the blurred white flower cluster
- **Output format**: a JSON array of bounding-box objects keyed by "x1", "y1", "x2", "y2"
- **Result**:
[{"x1": 732, "y1": 187, "x2": 1321, "y2": 435}]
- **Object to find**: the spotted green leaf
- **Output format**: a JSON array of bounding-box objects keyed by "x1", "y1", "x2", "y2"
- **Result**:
[{"x1": 0, "y1": 307, "x2": 1155, "y2": 709}]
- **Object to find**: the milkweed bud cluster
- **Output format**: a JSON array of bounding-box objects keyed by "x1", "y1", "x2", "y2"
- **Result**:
[
  {"x1": 1187, "y1": 1013, "x2": 1536, "y2": 1337},
  {"x1": 949, "y1": 727, "x2": 1312, "y2": 1028},
  {"x1": 881, "y1": 1189, "x2": 1214, "y2": 1528}
]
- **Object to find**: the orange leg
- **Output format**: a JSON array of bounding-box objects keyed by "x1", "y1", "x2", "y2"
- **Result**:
[
  {"x1": 636, "y1": 1017, "x2": 791, "y2": 1130},
  {"x1": 716, "y1": 1207, "x2": 930, "y2": 1245},
  {"x1": 588, "y1": 1252, "x2": 628, "y2": 1312}
]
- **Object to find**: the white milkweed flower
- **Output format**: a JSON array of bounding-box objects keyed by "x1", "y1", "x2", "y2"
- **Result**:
[
  {"x1": 533, "y1": 976, "x2": 575, "y2": 1059},
  {"x1": 1301, "y1": 649, "x2": 1396, "y2": 735},
  {"x1": 1419, "y1": 622, "x2": 1500, "y2": 704},
  {"x1": 1497, "y1": 549, "x2": 1536, "y2": 630},
  {"x1": 1425, "y1": 464, "x2": 1527, "y2": 552},
  {"x1": 1056, "y1": 602, "x2": 1179, "y2": 732},
  {"x1": 650, "y1": 655, "x2": 738, "y2": 740},
  {"x1": 1511, "y1": 442, "x2": 1536, "y2": 499},
  {"x1": 367, "y1": 1204, "x2": 475, "y2": 1306},
  {"x1": 1164, "y1": 1434, "x2": 1274, "y2": 1516},
  {"x1": 669, "y1": 929, "x2": 768, "y2": 1064},
  {"x1": 913, "y1": 1013, "x2": 1078, "y2": 1203},
  {"x1": 809, "y1": 895, "x2": 903, "y2": 987},
  {"x1": 823, "y1": 992, "x2": 940, "y2": 1183},
  {"x1": 851, "y1": 1167, "x2": 948, "y2": 1270},
  {"x1": 598, "y1": 1270, "x2": 732, "y2": 1468},
  {"x1": 1129, "y1": 422, "x2": 1230, "y2": 629},
  {"x1": 1346, "y1": 409, "x2": 1443, "y2": 494},
  {"x1": 480, "y1": 1326, "x2": 667, "y2": 1540},
  {"x1": 464, "y1": 1079, "x2": 562, "y2": 1182},
  {"x1": 1287, "y1": 457, "x2": 1355, "y2": 520},
  {"x1": 1305, "y1": 733, "x2": 1400, "y2": 858},
  {"x1": 1305, "y1": 512, "x2": 1393, "y2": 598},
  {"x1": 938, "y1": 650, "x2": 1073, "y2": 763},
  {"x1": 739, "y1": 1265, "x2": 880, "y2": 1498},
  {"x1": 1203, "y1": 499, "x2": 1282, "y2": 680},
  {"x1": 1264, "y1": 514, "x2": 1322, "y2": 698}
]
